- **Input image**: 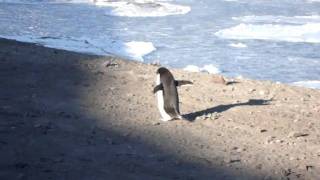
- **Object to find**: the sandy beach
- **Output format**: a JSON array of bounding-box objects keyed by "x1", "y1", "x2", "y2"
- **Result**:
[{"x1": 0, "y1": 38, "x2": 320, "y2": 180}]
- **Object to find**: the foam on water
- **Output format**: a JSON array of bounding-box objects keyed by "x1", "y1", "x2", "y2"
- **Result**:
[
  {"x1": 307, "y1": 0, "x2": 320, "y2": 2},
  {"x1": 0, "y1": 35, "x2": 155, "y2": 61},
  {"x1": 215, "y1": 23, "x2": 320, "y2": 43},
  {"x1": 229, "y1": 42, "x2": 247, "y2": 48},
  {"x1": 217, "y1": 15, "x2": 320, "y2": 43},
  {"x1": 232, "y1": 15, "x2": 320, "y2": 25},
  {"x1": 124, "y1": 41, "x2": 156, "y2": 61},
  {"x1": 183, "y1": 65, "x2": 200, "y2": 72},
  {"x1": 95, "y1": 1, "x2": 191, "y2": 17},
  {"x1": 183, "y1": 64, "x2": 220, "y2": 74},
  {"x1": 0, "y1": 0, "x2": 93, "y2": 4},
  {"x1": 291, "y1": 80, "x2": 320, "y2": 89}
]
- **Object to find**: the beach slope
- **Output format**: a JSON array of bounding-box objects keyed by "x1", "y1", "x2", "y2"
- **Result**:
[{"x1": 0, "y1": 38, "x2": 319, "y2": 180}]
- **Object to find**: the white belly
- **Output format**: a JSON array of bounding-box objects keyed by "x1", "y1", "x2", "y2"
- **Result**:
[{"x1": 156, "y1": 74, "x2": 172, "y2": 121}]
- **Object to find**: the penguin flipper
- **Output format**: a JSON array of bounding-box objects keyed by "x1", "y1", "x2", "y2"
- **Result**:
[
  {"x1": 153, "y1": 84, "x2": 163, "y2": 94},
  {"x1": 175, "y1": 80, "x2": 193, "y2": 86}
]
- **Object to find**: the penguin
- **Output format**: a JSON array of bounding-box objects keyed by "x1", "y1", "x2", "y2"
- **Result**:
[{"x1": 153, "y1": 67, "x2": 192, "y2": 121}]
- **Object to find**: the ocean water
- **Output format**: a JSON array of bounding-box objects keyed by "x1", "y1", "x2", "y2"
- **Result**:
[{"x1": 0, "y1": 0, "x2": 320, "y2": 88}]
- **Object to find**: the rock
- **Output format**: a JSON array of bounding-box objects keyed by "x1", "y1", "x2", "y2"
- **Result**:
[
  {"x1": 256, "y1": 164, "x2": 263, "y2": 169},
  {"x1": 195, "y1": 116, "x2": 203, "y2": 121},
  {"x1": 153, "y1": 122, "x2": 160, "y2": 126},
  {"x1": 211, "y1": 112, "x2": 220, "y2": 120},
  {"x1": 150, "y1": 61, "x2": 161, "y2": 66},
  {"x1": 293, "y1": 119, "x2": 300, "y2": 123},
  {"x1": 234, "y1": 100, "x2": 241, "y2": 103},
  {"x1": 204, "y1": 113, "x2": 211, "y2": 119},
  {"x1": 211, "y1": 75, "x2": 227, "y2": 85},
  {"x1": 289, "y1": 157, "x2": 295, "y2": 161},
  {"x1": 275, "y1": 139, "x2": 284, "y2": 143},
  {"x1": 248, "y1": 88, "x2": 256, "y2": 93},
  {"x1": 94, "y1": 70, "x2": 104, "y2": 75},
  {"x1": 228, "y1": 158, "x2": 241, "y2": 163},
  {"x1": 306, "y1": 165, "x2": 314, "y2": 171},
  {"x1": 231, "y1": 146, "x2": 239, "y2": 151},
  {"x1": 266, "y1": 136, "x2": 276, "y2": 144},
  {"x1": 281, "y1": 168, "x2": 292, "y2": 176},
  {"x1": 236, "y1": 148, "x2": 245, "y2": 153},
  {"x1": 103, "y1": 61, "x2": 118, "y2": 68},
  {"x1": 260, "y1": 129, "x2": 267, "y2": 133},
  {"x1": 288, "y1": 132, "x2": 309, "y2": 138}
]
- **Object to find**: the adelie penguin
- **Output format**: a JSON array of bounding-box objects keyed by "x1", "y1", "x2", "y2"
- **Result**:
[{"x1": 153, "y1": 67, "x2": 193, "y2": 121}]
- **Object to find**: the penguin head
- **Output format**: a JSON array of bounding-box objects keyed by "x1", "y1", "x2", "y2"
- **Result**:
[{"x1": 157, "y1": 67, "x2": 170, "y2": 75}]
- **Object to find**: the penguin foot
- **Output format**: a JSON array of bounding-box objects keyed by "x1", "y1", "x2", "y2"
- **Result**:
[{"x1": 160, "y1": 118, "x2": 172, "y2": 122}]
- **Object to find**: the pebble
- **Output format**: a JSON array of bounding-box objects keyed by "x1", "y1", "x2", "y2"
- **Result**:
[
  {"x1": 266, "y1": 136, "x2": 276, "y2": 144},
  {"x1": 153, "y1": 122, "x2": 160, "y2": 126},
  {"x1": 300, "y1": 97, "x2": 307, "y2": 101},
  {"x1": 231, "y1": 146, "x2": 239, "y2": 151},
  {"x1": 281, "y1": 168, "x2": 292, "y2": 176},
  {"x1": 103, "y1": 61, "x2": 118, "y2": 68},
  {"x1": 288, "y1": 132, "x2": 309, "y2": 138},
  {"x1": 230, "y1": 87, "x2": 235, "y2": 91},
  {"x1": 228, "y1": 158, "x2": 241, "y2": 163},
  {"x1": 260, "y1": 129, "x2": 267, "y2": 133},
  {"x1": 236, "y1": 148, "x2": 245, "y2": 153},
  {"x1": 275, "y1": 139, "x2": 284, "y2": 143},
  {"x1": 293, "y1": 119, "x2": 300, "y2": 123},
  {"x1": 248, "y1": 88, "x2": 256, "y2": 93},
  {"x1": 195, "y1": 116, "x2": 203, "y2": 121},
  {"x1": 306, "y1": 165, "x2": 314, "y2": 171},
  {"x1": 204, "y1": 113, "x2": 211, "y2": 119},
  {"x1": 256, "y1": 164, "x2": 263, "y2": 169},
  {"x1": 211, "y1": 112, "x2": 220, "y2": 120},
  {"x1": 233, "y1": 100, "x2": 241, "y2": 103}
]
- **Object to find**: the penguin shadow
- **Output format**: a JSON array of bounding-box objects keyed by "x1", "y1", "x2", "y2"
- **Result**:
[{"x1": 182, "y1": 99, "x2": 272, "y2": 122}]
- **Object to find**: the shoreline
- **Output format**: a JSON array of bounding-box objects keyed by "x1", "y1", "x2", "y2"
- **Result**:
[
  {"x1": 1, "y1": 36, "x2": 319, "y2": 90},
  {"x1": 1, "y1": 38, "x2": 320, "y2": 179}
]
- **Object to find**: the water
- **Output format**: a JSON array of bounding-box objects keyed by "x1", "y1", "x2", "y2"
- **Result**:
[{"x1": 0, "y1": 0, "x2": 320, "y2": 88}]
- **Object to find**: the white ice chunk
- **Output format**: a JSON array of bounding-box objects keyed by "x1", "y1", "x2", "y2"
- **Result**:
[{"x1": 291, "y1": 80, "x2": 320, "y2": 89}]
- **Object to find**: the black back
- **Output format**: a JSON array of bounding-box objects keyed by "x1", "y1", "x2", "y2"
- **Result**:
[{"x1": 157, "y1": 67, "x2": 180, "y2": 116}]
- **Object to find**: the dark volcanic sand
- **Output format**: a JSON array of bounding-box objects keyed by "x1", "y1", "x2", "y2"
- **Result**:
[{"x1": 0, "y1": 38, "x2": 320, "y2": 180}]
